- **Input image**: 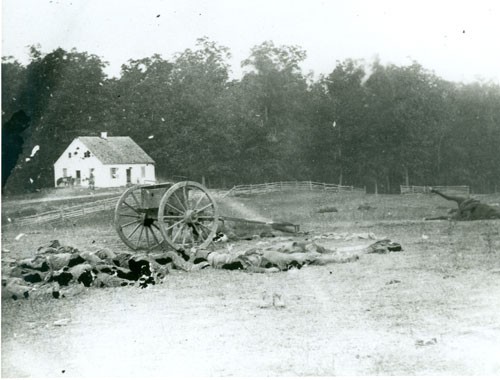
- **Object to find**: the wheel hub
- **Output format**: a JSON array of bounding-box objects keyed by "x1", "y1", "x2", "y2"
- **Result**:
[
  {"x1": 140, "y1": 211, "x2": 155, "y2": 227},
  {"x1": 183, "y1": 209, "x2": 198, "y2": 223}
]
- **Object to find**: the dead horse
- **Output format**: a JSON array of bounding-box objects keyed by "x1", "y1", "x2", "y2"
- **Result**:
[{"x1": 426, "y1": 188, "x2": 500, "y2": 221}]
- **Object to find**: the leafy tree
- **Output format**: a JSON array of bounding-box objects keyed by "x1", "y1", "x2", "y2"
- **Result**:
[
  {"x1": 363, "y1": 62, "x2": 445, "y2": 192},
  {"x1": 2, "y1": 58, "x2": 29, "y2": 187},
  {"x1": 162, "y1": 37, "x2": 233, "y2": 183},
  {"x1": 4, "y1": 47, "x2": 110, "y2": 192},
  {"x1": 448, "y1": 82, "x2": 500, "y2": 192},
  {"x1": 2, "y1": 57, "x2": 27, "y2": 122},
  {"x1": 322, "y1": 59, "x2": 368, "y2": 186},
  {"x1": 3, "y1": 40, "x2": 500, "y2": 194},
  {"x1": 239, "y1": 41, "x2": 310, "y2": 181},
  {"x1": 108, "y1": 54, "x2": 176, "y2": 172}
]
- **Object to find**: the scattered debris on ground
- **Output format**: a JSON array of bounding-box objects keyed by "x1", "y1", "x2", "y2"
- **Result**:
[
  {"x1": 53, "y1": 318, "x2": 71, "y2": 326},
  {"x1": 316, "y1": 206, "x2": 338, "y2": 213},
  {"x1": 367, "y1": 240, "x2": 403, "y2": 253},
  {"x1": 258, "y1": 291, "x2": 286, "y2": 309},
  {"x1": 386, "y1": 279, "x2": 402, "y2": 285},
  {"x1": 312, "y1": 232, "x2": 382, "y2": 241},
  {"x1": 415, "y1": 338, "x2": 438, "y2": 347},
  {"x1": 358, "y1": 204, "x2": 376, "y2": 211}
]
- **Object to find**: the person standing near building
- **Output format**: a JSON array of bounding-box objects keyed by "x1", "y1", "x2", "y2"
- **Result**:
[{"x1": 89, "y1": 170, "x2": 95, "y2": 190}]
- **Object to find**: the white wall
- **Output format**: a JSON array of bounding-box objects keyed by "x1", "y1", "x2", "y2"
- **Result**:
[
  {"x1": 54, "y1": 139, "x2": 101, "y2": 187},
  {"x1": 53, "y1": 138, "x2": 156, "y2": 188},
  {"x1": 98, "y1": 163, "x2": 156, "y2": 187}
]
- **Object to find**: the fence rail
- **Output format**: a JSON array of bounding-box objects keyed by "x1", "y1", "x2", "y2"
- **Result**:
[
  {"x1": 10, "y1": 181, "x2": 365, "y2": 226},
  {"x1": 12, "y1": 196, "x2": 121, "y2": 226},
  {"x1": 400, "y1": 185, "x2": 470, "y2": 196},
  {"x1": 222, "y1": 181, "x2": 365, "y2": 198}
]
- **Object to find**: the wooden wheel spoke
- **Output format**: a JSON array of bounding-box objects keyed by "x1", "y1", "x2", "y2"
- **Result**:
[
  {"x1": 130, "y1": 191, "x2": 141, "y2": 208},
  {"x1": 122, "y1": 201, "x2": 140, "y2": 214},
  {"x1": 165, "y1": 202, "x2": 184, "y2": 215},
  {"x1": 191, "y1": 223, "x2": 204, "y2": 240},
  {"x1": 165, "y1": 219, "x2": 184, "y2": 231},
  {"x1": 137, "y1": 225, "x2": 145, "y2": 244},
  {"x1": 162, "y1": 215, "x2": 184, "y2": 220},
  {"x1": 183, "y1": 186, "x2": 189, "y2": 209},
  {"x1": 145, "y1": 227, "x2": 150, "y2": 247},
  {"x1": 173, "y1": 191, "x2": 187, "y2": 212},
  {"x1": 197, "y1": 223, "x2": 213, "y2": 233},
  {"x1": 172, "y1": 224, "x2": 185, "y2": 243},
  {"x1": 127, "y1": 223, "x2": 142, "y2": 239},
  {"x1": 195, "y1": 203, "x2": 213, "y2": 214},
  {"x1": 121, "y1": 219, "x2": 141, "y2": 229},
  {"x1": 119, "y1": 213, "x2": 141, "y2": 218},
  {"x1": 193, "y1": 192, "x2": 206, "y2": 210},
  {"x1": 149, "y1": 226, "x2": 161, "y2": 244}
]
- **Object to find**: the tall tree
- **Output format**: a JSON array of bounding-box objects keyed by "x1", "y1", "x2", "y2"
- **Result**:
[
  {"x1": 4, "y1": 47, "x2": 110, "y2": 192},
  {"x1": 364, "y1": 61, "x2": 444, "y2": 192},
  {"x1": 2, "y1": 57, "x2": 29, "y2": 187},
  {"x1": 239, "y1": 41, "x2": 310, "y2": 181},
  {"x1": 322, "y1": 59, "x2": 368, "y2": 186},
  {"x1": 157, "y1": 37, "x2": 233, "y2": 184}
]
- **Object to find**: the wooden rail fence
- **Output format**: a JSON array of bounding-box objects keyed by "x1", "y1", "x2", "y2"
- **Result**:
[
  {"x1": 222, "y1": 181, "x2": 365, "y2": 198},
  {"x1": 10, "y1": 181, "x2": 365, "y2": 226},
  {"x1": 400, "y1": 185, "x2": 470, "y2": 196},
  {"x1": 11, "y1": 196, "x2": 121, "y2": 226}
]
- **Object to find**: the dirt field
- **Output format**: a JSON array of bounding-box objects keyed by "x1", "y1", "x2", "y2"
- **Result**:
[{"x1": 2, "y1": 190, "x2": 500, "y2": 376}]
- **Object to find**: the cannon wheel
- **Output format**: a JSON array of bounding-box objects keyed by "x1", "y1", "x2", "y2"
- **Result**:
[
  {"x1": 157, "y1": 181, "x2": 219, "y2": 251},
  {"x1": 114, "y1": 185, "x2": 164, "y2": 251}
]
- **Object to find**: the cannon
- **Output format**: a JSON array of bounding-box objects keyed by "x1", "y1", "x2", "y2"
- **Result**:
[
  {"x1": 114, "y1": 181, "x2": 299, "y2": 252},
  {"x1": 114, "y1": 181, "x2": 219, "y2": 251}
]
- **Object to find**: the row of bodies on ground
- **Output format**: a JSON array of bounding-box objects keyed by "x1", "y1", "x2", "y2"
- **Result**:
[{"x1": 2, "y1": 233, "x2": 401, "y2": 301}]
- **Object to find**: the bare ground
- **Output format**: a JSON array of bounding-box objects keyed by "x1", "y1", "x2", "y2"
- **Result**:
[{"x1": 2, "y1": 191, "x2": 500, "y2": 376}]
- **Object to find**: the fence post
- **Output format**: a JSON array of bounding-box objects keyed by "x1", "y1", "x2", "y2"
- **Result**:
[
  {"x1": 323, "y1": 183, "x2": 326, "y2": 191},
  {"x1": 309, "y1": 180, "x2": 312, "y2": 190}
]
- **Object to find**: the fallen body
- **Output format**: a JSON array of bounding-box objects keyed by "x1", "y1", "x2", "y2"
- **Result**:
[{"x1": 425, "y1": 189, "x2": 500, "y2": 221}]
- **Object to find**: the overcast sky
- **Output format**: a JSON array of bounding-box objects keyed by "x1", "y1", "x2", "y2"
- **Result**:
[{"x1": 2, "y1": 0, "x2": 500, "y2": 83}]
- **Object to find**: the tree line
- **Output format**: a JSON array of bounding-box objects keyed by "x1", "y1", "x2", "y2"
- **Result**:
[{"x1": 2, "y1": 38, "x2": 500, "y2": 194}]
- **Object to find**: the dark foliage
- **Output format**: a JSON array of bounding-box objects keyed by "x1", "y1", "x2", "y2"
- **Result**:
[{"x1": 2, "y1": 41, "x2": 500, "y2": 194}]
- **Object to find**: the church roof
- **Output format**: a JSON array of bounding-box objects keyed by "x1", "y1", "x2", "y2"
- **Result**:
[{"x1": 77, "y1": 136, "x2": 155, "y2": 165}]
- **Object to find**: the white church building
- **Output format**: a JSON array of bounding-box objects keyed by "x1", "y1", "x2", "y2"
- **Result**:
[{"x1": 54, "y1": 133, "x2": 156, "y2": 188}]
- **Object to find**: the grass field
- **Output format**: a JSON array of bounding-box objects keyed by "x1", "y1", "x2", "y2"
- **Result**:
[{"x1": 2, "y1": 190, "x2": 500, "y2": 376}]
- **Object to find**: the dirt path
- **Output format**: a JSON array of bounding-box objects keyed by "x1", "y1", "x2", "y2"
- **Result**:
[{"x1": 3, "y1": 248, "x2": 500, "y2": 377}]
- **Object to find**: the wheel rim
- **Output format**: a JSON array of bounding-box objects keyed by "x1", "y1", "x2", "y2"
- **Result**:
[
  {"x1": 114, "y1": 185, "x2": 164, "y2": 251},
  {"x1": 158, "y1": 181, "x2": 219, "y2": 251}
]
